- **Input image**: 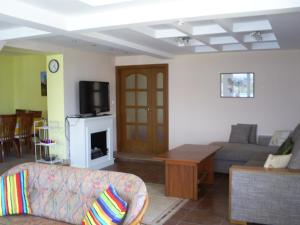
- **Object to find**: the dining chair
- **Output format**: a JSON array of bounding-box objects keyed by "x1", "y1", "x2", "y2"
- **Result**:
[
  {"x1": 14, "y1": 113, "x2": 34, "y2": 157},
  {"x1": 0, "y1": 115, "x2": 17, "y2": 162},
  {"x1": 16, "y1": 109, "x2": 42, "y2": 118},
  {"x1": 16, "y1": 109, "x2": 43, "y2": 146}
]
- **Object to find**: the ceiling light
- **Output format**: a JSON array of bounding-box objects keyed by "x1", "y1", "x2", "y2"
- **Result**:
[
  {"x1": 176, "y1": 37, "x2": 190, "y2": 47},
  {"x1": 244, "y1": 32, "x2": 276, "y2": 43},
  {"x1": 177, "y1": 20, "x2": 184, "y2": 26},
  {"x1": 78, "y1": 0, "x2": 133, "y2": 7},
  {"x1": 250, "y1": 31, "x2": 263, "y2": 42}
]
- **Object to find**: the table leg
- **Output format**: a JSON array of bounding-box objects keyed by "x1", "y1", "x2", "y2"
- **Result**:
[
  {"x1": 165, "y1": 161, "x2": 198, "y2": 200},
  {"x1": 198, "y1": 155, "x2": 214, "y2": 185}
]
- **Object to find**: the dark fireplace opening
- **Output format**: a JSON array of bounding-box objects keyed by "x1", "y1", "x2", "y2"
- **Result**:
[{"x1": 91, "y1": 131, "x2": 107, "y2": 160}]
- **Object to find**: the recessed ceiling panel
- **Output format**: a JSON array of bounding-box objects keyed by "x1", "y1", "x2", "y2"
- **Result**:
[
  {"x1": 193, "y1": 24, "x2": 227, "y2": 35},
  {"x1": 194, "y1": 46, "x2": 217, "y2": 53},
  {"x1": 252, "y1": 41, "x2": 280, "y2": 50},
  {"x1": 189, "y1": 39, "x2": 205, "y2": 46},
  {"x1": 222, "y1": 44, "x2": 247, "y2": 51},
  {"x1": 209, "y1": 36, "x2": 238, "y2": 45},
  {"x1": 232, "y1": 19, "x2": 272, "y2": 32}
]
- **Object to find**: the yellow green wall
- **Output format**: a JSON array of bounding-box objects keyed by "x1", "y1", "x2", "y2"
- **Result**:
[
  {"x1": 13, "y1": 55, "x2": 47, "y2": 117},
  {"x1": 0, "y1": 54, "x2": 47, "y2": 116},
  {"x1": 47, "y1": 54, "x2": 66, "y2": 159},
  {"x1": 0, "y1": 55, "x2": 14, "y2": 114},
  {"x1": 0, "y1": 53, "x2": 67, "y2": 160}
]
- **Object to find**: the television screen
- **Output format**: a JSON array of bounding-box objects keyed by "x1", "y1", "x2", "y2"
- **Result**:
[{"x1": 79, "y1": 81, "x2": 110, "y2": 115}]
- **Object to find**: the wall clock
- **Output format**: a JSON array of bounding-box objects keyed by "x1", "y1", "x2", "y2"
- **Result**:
[{"x1": 48, "y1": 59, "x2": 59, "y2": 73}]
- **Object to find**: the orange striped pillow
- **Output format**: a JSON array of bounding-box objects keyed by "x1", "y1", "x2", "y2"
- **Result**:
[{"x1": 0, "y1": 170, "x2": 32, "y2": 216}]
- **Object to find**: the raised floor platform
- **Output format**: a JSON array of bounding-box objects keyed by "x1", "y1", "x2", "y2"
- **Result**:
[{"x1": 114, "y1": 152, "x2": 163, "y2": 163}]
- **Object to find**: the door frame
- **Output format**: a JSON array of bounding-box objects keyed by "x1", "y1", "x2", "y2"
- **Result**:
[{"x1": 116, "y1": 64, "x2": 169, "y2": 153}]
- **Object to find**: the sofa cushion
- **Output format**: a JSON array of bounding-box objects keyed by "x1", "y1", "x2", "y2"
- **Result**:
[
  {"x1": 229, "y1": 125, "x2": 251, "y2": 144},
  {"x1": 213, "y1": 142, "x2": 278, "y2": 162},
  {"x1": 238, "y1": 124, "x2": 257, "y2": 144},
  {"x1": 291, "y1": 123, "x2": 300, "y2": 143},
  {"x1": 275, "y1": 137, "x2": 294, "y2": 155},
  {"x1": 0, "y1": 170, "x2": 31, "y2": 216},
  {"x1": 288, "y1": 139, "x2": 300, "y2": 169},
  {"x1": 249, "y1": 152, "x2": 270, "y2": 162},
  {"x1": 269, "y1": 130, "x2": 291, "y2": 146},
  {"x1": 264, "y1": 154, "x2": 292, "y2": 168},
  {"x1": 82, "y1": 185, "x2": 127, "y2": 225}
]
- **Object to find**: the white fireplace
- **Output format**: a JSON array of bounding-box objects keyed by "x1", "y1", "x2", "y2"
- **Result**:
[{"x1": 68, "y1": 115, "x2": 114, "y2": 169}]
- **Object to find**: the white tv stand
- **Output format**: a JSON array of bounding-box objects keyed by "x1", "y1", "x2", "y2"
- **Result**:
[{"x1": 68, "y1": 115, "x2": 114, "y2": 169}]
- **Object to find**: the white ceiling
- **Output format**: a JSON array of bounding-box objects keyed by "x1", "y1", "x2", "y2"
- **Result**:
[
  {"x1": 0, "y1": 0, "x2": 300, "y2": 58},
  {"x1": 17, "y1": 0, "x2": 158, "y2": 15}
]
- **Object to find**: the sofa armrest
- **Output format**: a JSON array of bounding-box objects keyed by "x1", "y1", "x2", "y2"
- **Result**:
[{"x1": 229, "y1": 165, "x2": 300, "y2": 225}]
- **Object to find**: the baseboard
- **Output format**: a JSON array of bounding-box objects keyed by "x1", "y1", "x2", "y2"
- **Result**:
[{"x1": 229, "y1": 219, "x2": 247, "y2": 225}]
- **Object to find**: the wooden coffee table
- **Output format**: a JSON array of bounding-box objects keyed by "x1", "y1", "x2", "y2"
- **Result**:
[{"x1": 156, "y1": 144, "x2": 221, "y2": 200}]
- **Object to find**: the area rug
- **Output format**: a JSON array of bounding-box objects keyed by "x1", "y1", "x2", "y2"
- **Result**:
[{"x1": 141, "y1": 183, "x2": 188, "y2": 225}]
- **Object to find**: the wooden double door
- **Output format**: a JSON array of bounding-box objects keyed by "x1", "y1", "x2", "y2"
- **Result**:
[{"x1": 116, "y1": 64, "x2": 168, "y2": 154}]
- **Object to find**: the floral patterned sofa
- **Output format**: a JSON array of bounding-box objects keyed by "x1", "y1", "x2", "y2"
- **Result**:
[{"x1": 0, "y1": 163, "x2": 148, "y2": 225}]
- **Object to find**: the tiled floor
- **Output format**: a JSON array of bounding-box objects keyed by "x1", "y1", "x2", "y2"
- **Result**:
[
  {"x1": 0, "y1": 152, "x2": 35, "y2": 174},
  {"x1": 107, "y1": 160, "x2": 231, "y2": 225}
]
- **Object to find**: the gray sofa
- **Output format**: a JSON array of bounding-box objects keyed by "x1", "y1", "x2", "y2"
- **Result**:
[
  {"x1": 230, "y1": 124, "x2": 300, "y2": 225},
  {"x1": 212, "y1": 135, "x2": 278, "y2": 173}
]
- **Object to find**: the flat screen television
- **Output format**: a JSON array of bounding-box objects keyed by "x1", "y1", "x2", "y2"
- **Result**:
[{"x1": 79, "y1": 81, "x2": 110, "y2": 115}]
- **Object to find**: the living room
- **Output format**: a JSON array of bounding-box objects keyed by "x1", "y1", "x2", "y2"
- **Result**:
[{"x1": 0, "y1": 1, "x2": 300, "y2": 225}]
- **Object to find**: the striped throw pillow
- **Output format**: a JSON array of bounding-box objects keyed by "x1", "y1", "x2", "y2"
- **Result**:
[
  {"x1": 0, "y1": 170, "x2": 31, "y2": 216},
  {"x1": 82, "y1": 185, "x2": 128, "y2": 225}
]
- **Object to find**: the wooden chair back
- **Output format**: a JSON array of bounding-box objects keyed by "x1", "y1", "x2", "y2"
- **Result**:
[
  {"x1": 0, "y1": 115, "x2": 17, "y2": 142},
  {"x1": 16, "y1": 109, "x2": 42, "y2": 118},
  {"x1": 16, "y1": 113, "x2": 34, "y2": 138}
]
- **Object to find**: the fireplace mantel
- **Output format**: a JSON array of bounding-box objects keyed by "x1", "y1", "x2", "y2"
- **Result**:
[{"x1": 68, "y1": 115, "x2": 114, "y2": 169}]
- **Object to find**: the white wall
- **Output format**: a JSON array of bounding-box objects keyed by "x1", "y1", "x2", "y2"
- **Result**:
[
  {"x1": 63, "y1": 50, "x2": 115, "y2": 116},
  {"x1": 115, "y1": 50, "x2": 300, "y2": 148}
]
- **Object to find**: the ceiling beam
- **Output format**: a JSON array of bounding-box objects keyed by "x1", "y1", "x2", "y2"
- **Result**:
[
  {"x1": 171, "y1": 23, "x2": 194, "y2": 36},
  {"x1": 0, "y1": 27, "x2": 50, "y2": 41},
  {"x1": 1, "y1": 0, "x2": 299, "y2": 57},
  {"x1": 0, "y1": 41, "x2": 6, "y2": 51},
  {"x1": 0, "y1": 0, "x2": 66, "y2": 31},
  {"x1": 75, "y1": 32, "x2": 173, "y2": 58},
  {"x1": 130, "y1": 27, "x2": 156, "y2": 38}
]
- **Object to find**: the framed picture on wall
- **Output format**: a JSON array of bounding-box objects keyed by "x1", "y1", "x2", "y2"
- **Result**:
[
  {"x1": 220, "y1": 72, "x2": 254, "y2": 98},
  {"x1": 40, "y1": 71, "x2": 47, "y2": 96}
]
